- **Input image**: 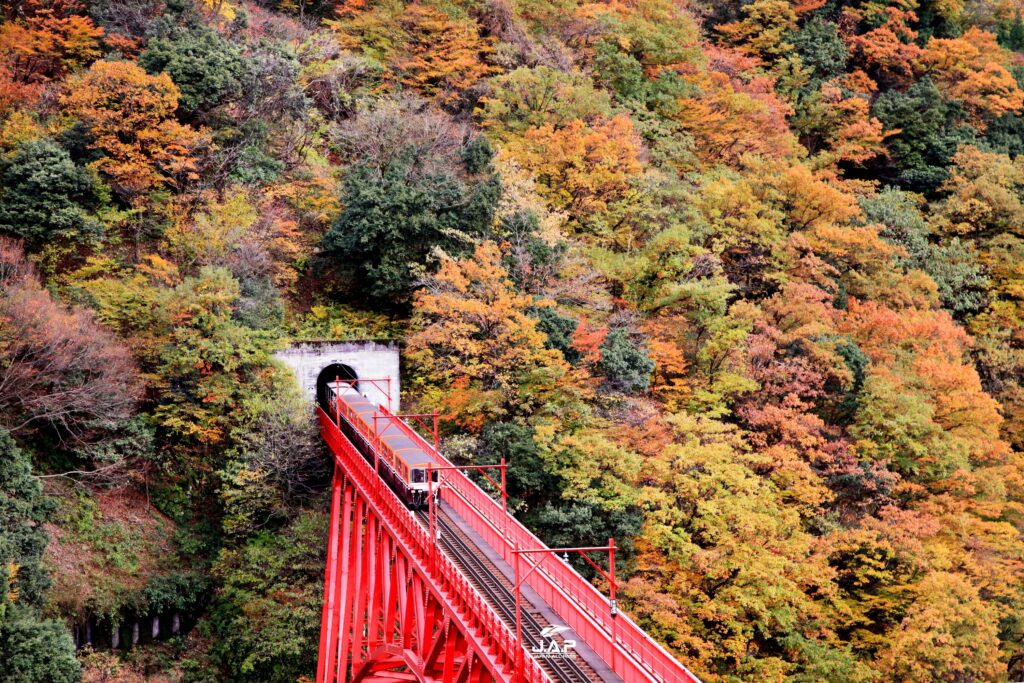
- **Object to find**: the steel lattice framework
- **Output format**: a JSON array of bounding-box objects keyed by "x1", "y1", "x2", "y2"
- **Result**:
[
  {"x1": 315, "y1": 395, "x2": 702, "y2": 683},
  {"x1": 316, "y1": 407, "x2": 548, "y2": 683}
]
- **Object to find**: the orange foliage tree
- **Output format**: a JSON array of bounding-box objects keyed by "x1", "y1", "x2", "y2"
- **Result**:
[
  {"x1": 921, "y1": 27, "x2": 1024, "y2": 126},
  {"x1": 845, "y1": 7, "x2": 923, "y2": 88},
  {"x1": 392, "y1": 4, "x2": 497, "y2": 101},
  {"x1": 406, "y1": 241, "x2": 572, "y2": 431},
  {"x1": 675, "y1": 66, "x2": 799, "y2": 166},
  {"x1": 0, "y1": 0, "x2": 103, "y2": 84},
  {"x1": 61, "y1": 60, "x2": 208, "y2": 205},
  {"x1": 800, "y1": 79, "x2": 888, "y2": 168}
]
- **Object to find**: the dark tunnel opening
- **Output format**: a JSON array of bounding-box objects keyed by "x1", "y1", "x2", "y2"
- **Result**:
[{"x1": 316, "y1": 363, "x2": 358, "y2": 410}]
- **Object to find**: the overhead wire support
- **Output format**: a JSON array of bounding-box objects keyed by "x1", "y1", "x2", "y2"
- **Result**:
[
  {"x1": 427, "y1": 460, "x2": 508, "y2": 568},
  {"x1": 512, "y1": 542, "x2": 618, "y2": 683}
]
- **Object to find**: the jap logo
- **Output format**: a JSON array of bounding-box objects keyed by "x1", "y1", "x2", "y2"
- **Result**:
[{"x1": 532, "y1": 625, "x2": 576, "y2": 659}]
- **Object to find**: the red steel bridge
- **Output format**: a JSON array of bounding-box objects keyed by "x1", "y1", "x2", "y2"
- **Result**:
[{"x1": 314, "y1": 378, "x2": 702, "y2": 683}]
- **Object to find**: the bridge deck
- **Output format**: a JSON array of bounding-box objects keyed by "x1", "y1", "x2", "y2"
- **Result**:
[
  {"x1": 319, "y1": 390, "x2": 702, "y2": 683},
  {"x1": 419, "y1": 502, "x2": 623, "y2": 683}
]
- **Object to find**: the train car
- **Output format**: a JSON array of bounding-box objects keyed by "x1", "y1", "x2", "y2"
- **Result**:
[{"x1": 325, "y1": 386, "x2": 439, "y2": 509}]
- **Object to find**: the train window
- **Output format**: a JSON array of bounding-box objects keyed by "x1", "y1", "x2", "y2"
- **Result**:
[
  {"x1": 432, "y1": 470, "x2": 439, "y2": 482},
  {"x1": 411, "y1": 469, "x2": 424, "y2": 484}
]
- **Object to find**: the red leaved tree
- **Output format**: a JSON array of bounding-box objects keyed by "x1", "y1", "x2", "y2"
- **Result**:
[{"x1": 0, "y1": 238, "x2": 140, "y2": 439}]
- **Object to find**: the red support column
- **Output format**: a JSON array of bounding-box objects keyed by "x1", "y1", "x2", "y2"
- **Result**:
[
  {"x1": 316, "y1": 466, "x2": 343, "y2": 683},
  {"x1": 428, "y1": 464, "x2": 436, "y2": 569},
  {"x1": 338, "y1": 497, "x2": 364, "y2": 672},
  {"x1": 514, "y1": 542, "x2": 522, "y2": 683}
]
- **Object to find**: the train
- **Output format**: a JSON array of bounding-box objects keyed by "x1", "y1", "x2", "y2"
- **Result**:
[{"x1": 324, "y1": 385, "x2": 440, "y2": 509}]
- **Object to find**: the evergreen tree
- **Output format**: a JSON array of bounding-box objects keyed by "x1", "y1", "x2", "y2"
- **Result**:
[
  {"x1": 0, "y1": 431, "x2": 52, "y2": 606},
  {"x1": 872, "y1": 79, "x2": 978, "y2": 192},
  {"x1": 0, "y1": 138, "x2": 99, "y2": 251},
  {"x1": 0, "y1": 432, "x2": 78, "y2": 683},
  {"x1": 530, "y1": 307, "x2": 580, "y2": 363},
  {"x1": 139, "y1": 13, "x2": 246, "y2": 115},
  {"x1": 599, "y1": 329, "x2": 655, "y2": 393},
  {"x1": 0, "y1": 606, "x2": 80, "y2": 683},
  {"x1": 322, "y1": 136, "x2": 500, "y2": 303},
  {"x1": 791, "y1": 16, "x2": 848, "y2": 85},
  {"x1": 998, "y1": 13, "x2": 1024, "y2": 52}
]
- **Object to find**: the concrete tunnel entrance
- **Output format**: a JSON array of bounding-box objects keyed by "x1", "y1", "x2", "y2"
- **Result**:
[{"x1": 274, "y1": 339, "x2": 401, "y2": 412}]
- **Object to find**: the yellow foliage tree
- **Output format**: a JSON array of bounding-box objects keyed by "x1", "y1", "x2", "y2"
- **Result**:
[
  {"x1": 503, "y1": 114, "x2": 644, "y2": 234},
  {"x1": 164, "y1": 189, "x2": 258, "y2": 268},
  {"x1": 876, "y1": 572, "x2": 1004, "y2": 683}
]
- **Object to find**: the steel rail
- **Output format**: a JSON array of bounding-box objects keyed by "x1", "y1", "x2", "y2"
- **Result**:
[{"x1": 418, "y1": 509, "x2": 597, "y2": 683}]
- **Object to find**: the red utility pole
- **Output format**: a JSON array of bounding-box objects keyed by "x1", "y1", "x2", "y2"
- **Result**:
[
  {"x1": 373, "y1": 411, "x2": 441, "y2": 452},
  {"x1": 425, "y1": 461, "x2": 509, "y2": 567},
  {"x1": 511, "y1": 541, "x2": 618, "y2": 683}
]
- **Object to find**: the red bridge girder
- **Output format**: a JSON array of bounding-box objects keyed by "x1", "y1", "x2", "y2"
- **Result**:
[
  {"x1": 315, "y1": 408, "x2": 550, "y2": 683},
  {"x1": 316, "y1": 395, "x2": 702, "y2": 683}
]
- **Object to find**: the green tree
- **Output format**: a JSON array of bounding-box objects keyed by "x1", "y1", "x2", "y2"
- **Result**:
[
  {"x1": 997, "y1": 13, "x2": 1024, "y2": 52},
  {"x1": 0, "y1": 432, "x2": 51, "y2": 607},
  {"x1": 207, "y1": 513, "x2": 325, "y2": 683},
  {"x1": 872, "y1": 78, "x2": 978, "y2": 192},
  {"x1": 926, "y1": 238, "x2": 989, "y2": 318},
  {"x1": 592, "y1": 40, "x2": 649, "y2": 104},
  {"x1": 478, "y1": 66, "x2": 611, "y2": 135},
  {"x1": 0, "y1": 431, "x2": 78, "y2": 683},
  {"x1": 153, "y1": 267, "x2": 274, "y2": 456},
  {"x1": 859, "y1": 187, "x2": 932, "y2": 268},
  {"x1": 479, "y1": 422, "x2": 558, "y2": 511},
  {"x1": 599, "y1": 328, "x2": 655, "y2": 393},
  {"x1": 791, "y1": 16, "x2": 849, "y2": 85},
  {"x1": 983, "y1": 108, "x2": 1024, "y2": 158},
  {"x1": 139, "y1": 15, "x2": 245, "y2": 114},
  {"x1": 0, "y1": 605, "x2": 80, "y2": 683},
  {"x1": 530, "y1": 306, "x2": 580, "y2": 363},
  {"x1": 323, "y1": 135, "x2": 500, "y2": 303},
  {"x1": 860, "y1": 187, "x2": 988, "y2": 317},
  {"x1": 0, "y1": 138, "x2": 99, "y2": 250}
]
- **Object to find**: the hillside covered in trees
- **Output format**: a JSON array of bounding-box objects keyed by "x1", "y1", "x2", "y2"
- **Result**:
[{"x1": 2, "y1": 0, "x2": 1024, "y2": 680}]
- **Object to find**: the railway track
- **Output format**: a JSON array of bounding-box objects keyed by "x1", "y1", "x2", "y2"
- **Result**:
[{"x1": 416, "y1": 508, "x2": 601, "y2": 683}]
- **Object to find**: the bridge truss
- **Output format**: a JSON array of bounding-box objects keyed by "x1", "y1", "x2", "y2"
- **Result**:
[{"x1": 315, "y1": 395, "x2": 701, "y2": 683}]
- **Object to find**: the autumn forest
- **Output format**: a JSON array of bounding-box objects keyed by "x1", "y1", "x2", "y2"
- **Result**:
[{"x1": 1, "y1": 0, "x2": 1024, "y2": 680}]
